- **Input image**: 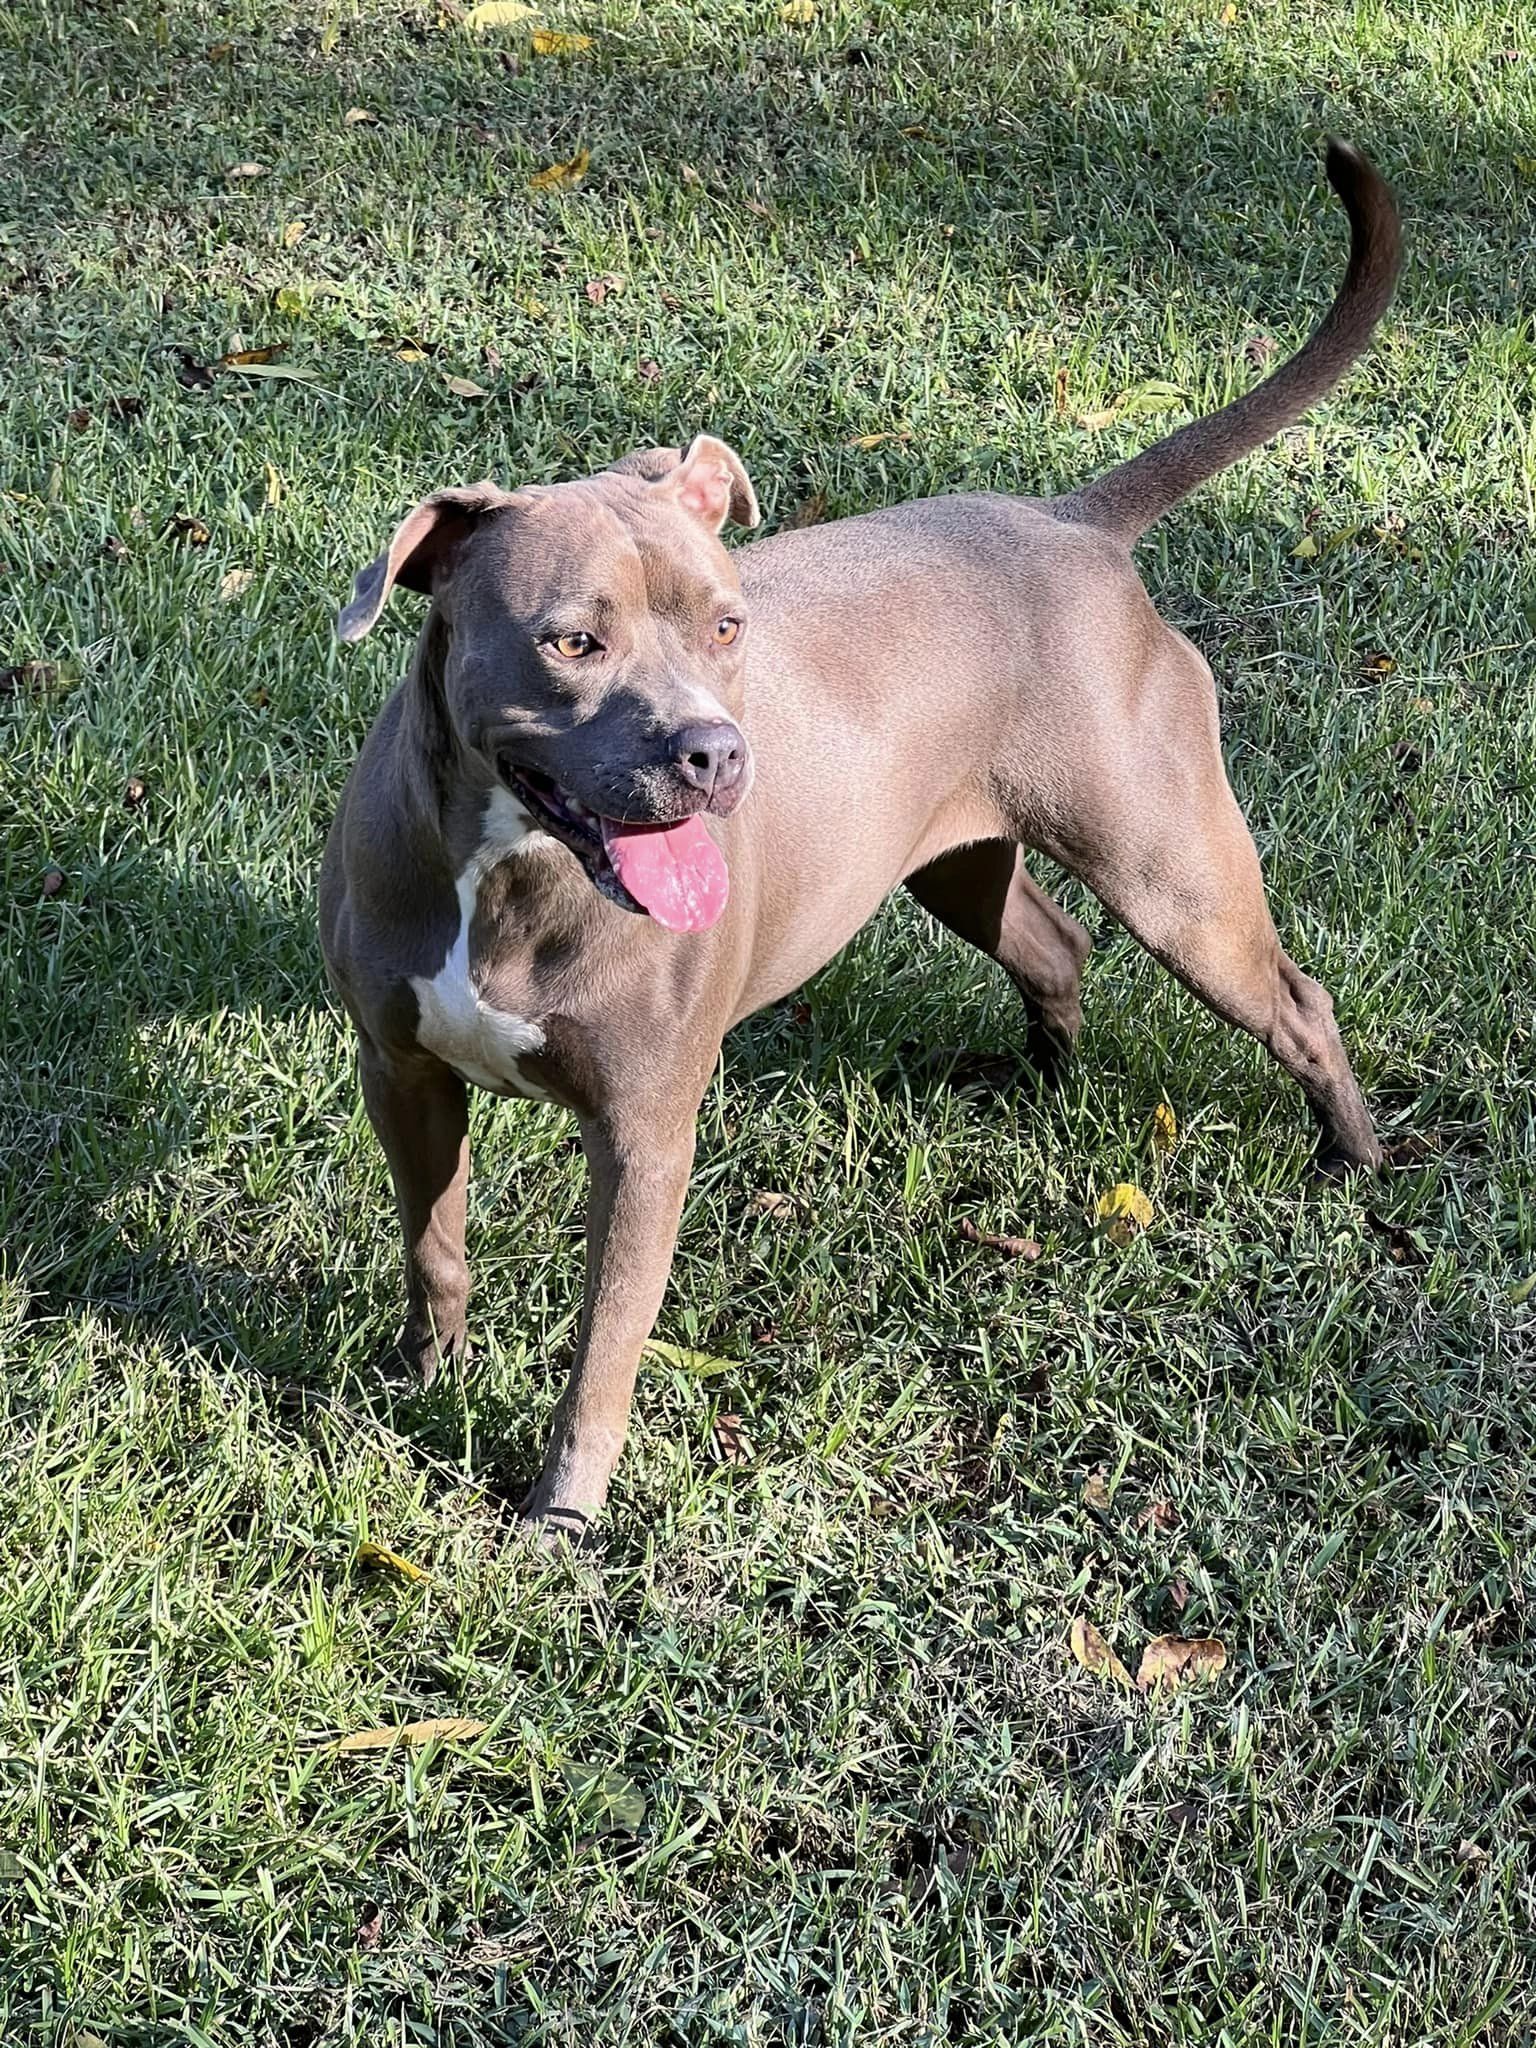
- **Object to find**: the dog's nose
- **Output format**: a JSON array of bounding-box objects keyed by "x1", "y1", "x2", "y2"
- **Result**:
[{"x1": 669, "y1": 720, "x2": 747, "y2": 800}]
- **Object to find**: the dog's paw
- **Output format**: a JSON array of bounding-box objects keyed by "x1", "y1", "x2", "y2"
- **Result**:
[
  {"x1": 516, "y1": 1502, "x2": 598, "y2": 1552},
  {"x1": 378, "y1": 1322, "x2": 467, "y2": 1388}
]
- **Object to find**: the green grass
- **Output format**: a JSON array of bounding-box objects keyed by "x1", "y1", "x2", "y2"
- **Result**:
[{"x1": 3, "y1": 0, "x2": 1535, "y2": 2040}]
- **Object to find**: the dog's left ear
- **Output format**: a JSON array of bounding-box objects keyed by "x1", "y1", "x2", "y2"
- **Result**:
[{"x1": 665, "y1": 435, "x2": 761, "y2": 532}]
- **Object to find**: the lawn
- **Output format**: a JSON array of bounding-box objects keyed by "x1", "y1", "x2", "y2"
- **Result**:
[{"x1": 2, "y1": 0, "x2": 1535, "y2": 2041}]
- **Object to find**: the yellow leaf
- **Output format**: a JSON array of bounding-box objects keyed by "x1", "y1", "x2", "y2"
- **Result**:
[
  {"x1": 519, "y1": 294, "x2": 549, "y2": 319},
  {"x1": 529, "y1": 147, "x2": 590, "y2": 191},
  {"x1": 1096, "y1": 1182, "x2": 1154, "y2": 1244},
  {"x1": 1069, "y1": 1616, "x2": 1133, "y2": 1686},
  {"x1": 845, "y1": 428, "x2": 911, "y2": 450},
  {"x1": 1151, "y1": 1102, "x2": 1177, "y2": 1154},
  {"x1": 320, "y1": 23, "x2": 339, "y2": 53},
  {"x1": 333, "y1": 1717, "x2": 488, "y2": 1752},
  {"x1": 445, "y1": 375, "x2": 489, "y2": 398},
  {"x1": 1515, "y1": 156, "x2": 1536, "y2": 178},
  {"x1": 532, "y1": 27, "x2": 593, "y2": 54},
  {"x1": 1291, "y1": 534, "x2": 1319, "y2": 559},
  {"x1": 226, "y1": 160, "x2": 268, "y2": 180},
  {"x1": 344, "y1": 106, "x2": 378, "y2": 125},
  {"x1": 282, "y1": 219, "x2": 307, "y2": 248},
  {"x1": 1509, "y1": 1273, "x2": 1536, "y2": 1306},
  {"x1": 263, "y1": 462, "x2": 283, "y2": 507},
  {"x1": 395, "y1": 345, "x2": 428, "y2": 362},
  {"x1": 642, "y1": 1340, "x2": 737, "y2": 1378},
  {"x1": 274, "y1": 286, "x2": 305, "y2": 317},
  {"x1": 1219, "y1": 1, "x2": 1237, "y2": 20},
  {"x1": 781, "y1": 0, "x2": 817, "y2": 20},
  {"x1": 218, "y1": 567, "x2": 255, "y2": 601},
  {"x1": 356, "y1": 1540, "x2": 434, "y2": 1583},
  {"x1": 466, "y1": 0, "x2": 540, "y2": 24},
  {"x1": 1076, "y1": 406, "x2": 1120, "y2": 431},
  {"x1": 1135, "y1": 1635, "x2": 1228, "y2": 1692}
]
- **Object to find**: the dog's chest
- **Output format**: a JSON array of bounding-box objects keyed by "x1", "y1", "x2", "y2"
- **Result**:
[{"x1": 409, "y1": 790, "x2": 553, "y2": 1100}]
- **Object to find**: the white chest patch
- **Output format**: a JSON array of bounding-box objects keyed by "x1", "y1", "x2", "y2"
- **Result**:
[{"x1": 410, "y1": 787, "x2": 554, "y2": 1099}]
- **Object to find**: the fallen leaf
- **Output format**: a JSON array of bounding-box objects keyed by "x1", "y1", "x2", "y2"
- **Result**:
[
  {"x1": 344, "y1": 106, "x2": 378, "y2": 124},
  {"x1": 781, "y1": 0, "x2": 817, "y2": 21},
  {"x1": 1137, "y1": 1497, "x2": 1178, "y2": 1533},
  {"x1": 41, "y1": 866, "x2": 66, "y2": 899},
  {"x1": 783, "y1": 489, "x2": 827, "y2": 529},
  {"x1": 680, "y1": 163, "x2": 701, "y2": 186},
  {"x1": 642, "y1": 1340, "x2": 737, "y2": 1377},
  {"x1": 218, "y1": 567, "x2": 256, "y2": 601},
  {"x1": 1219, "y1": 1, "x2": 1237, "y2": 22},
  {"x1": 219, "y1": 345, "x2": 281, "y2": 368},
  {"x1": 1365, "y1": 1209, "x2": 1426, "y2": 1267},
  {"x1": 273, "y1": 286, "x2": 305, "y2": 317},
  {"x1": 1505, "y1": 1273, "x2": 1535, "y2": 1306},
  {"x1": 1136, "y1": 1635, "x2": 1227, "y2": 1691},
  {"x1": 226, "y1": 161, "x2": 268, "y2": 180},
  {"x1": 1076, "y1": 406, "x2": 1120, "y2": 431},
  {"x1": 169, "y1": 513, "x2": 212, "y2": 545},
  {"x1": 749, "y1": 1190, "x2": 797, "y2": 1218},
  {"x1": 1119, "y1": 378, "x2": 1187, "y2": 418},
  {"x1": 846, "y1": 428, "x2": 911, "y2": 450},
  {"x1": 1, "y1": 660, "x2": 60, "y2": 694},
  {"x1": 637, "y1": 356, "x2": 662, "y2": 384},
  {"x1": 957, "y1": 1217, "x2": 1042, "y2": 1260},
  {"x1": 1081, "y1": 1465, "x2": 1112, "y2": 1510},
  {"x1": 561, "y1": 1763, "x2": 646, "y2": 1833},
  {"x1": 445, "y1": 375, "x2": 489, "y2": 399},
  {"x1": 123, "y1": 775, "x2": 148, "y2": 809},
  {"x1": 395, "y1": 346, "x2": 428, "y2": 363},
  {"x1": 207, "y1": 40, "x2": 234, "y2": 60},
  {"x1": 1516, "y1": 156, "x2": 1536, "y2": 178},
  {"x1": 584, "y1": 271, "x2": 626, "y2": 305},
  {"x1": 333, "y1": 1717, "x2": 488, "y2": 1753},
  {"x1": 1096, "y1": 1182, "x2": 1154, "y2": 1244},
  {"x1": 519, "y1": 293, "x2": 550, "y2": 319},
  {"x1": 282, "y1": 219, "x2": 307, "y2": 247},
  {"x1": 226, "y1": 361, "x2": 319, "y2": 382},
  {"x1": 1150, "y1": 1102, "x2": 1177, "y2": 1154},
  {"x1": 263, "y1": 462, "x2": 283, "y2": 507},
  {"x1": 532, "y1": 28, "x2": 593, "y2": 54},
  {"x1": 1456, "y1": 1839, "x2": 1490, "y2": 1865},
  {"x1": 1243, "y1": 331, "x2": 1278, "y2": 367},
  {"x1": 899, "y1": 123, "x2": 932, "y2": 139},
  {"x1": 1168, "y1": 1574, "x2": 1189, "y2": 1610},
  {"x1": 106, "y1": 394, "x2": 144, "y2": 420},
  {"x1": 1069, "y1": 1616, "x2": 1133, "y2": 1686},
  {"x1": 1361, "y1": 649, "x2": 1396, "y2": 674},
  {"x1": 1052, "y1": 369, "x2": 1071, "y2": 415},
  {"x1": 712, "y1": 1411, "x2": 751, "y2": 1465},
  {"x1": 1382, "y1": 1132, "x2": 1440, "y2": 1167},
  {"x1": 530, "y1": 147, "x2": 590, "y2": 192},
  {"x1": 356, "y1": 1903, "x2": 383, "y2": 1949},
  {"x1": 356, "y1": 1540, "x2": 435, "y2": 1584},
  {"x1": 172, "y1": 349, "x2": 217, "y2": 390},
  {"x1": 102, "y1": 535, "x2": 129, "y2": 560},
  {"x1": 464, "y1": 0, "x2": 539, "y2": 25},
  {"x1": 67, "y1": 406, "x2": 92, "y2": 431},
  {"x1": 1292, "y1": 534, "x2": 1320, "y2": 560}
]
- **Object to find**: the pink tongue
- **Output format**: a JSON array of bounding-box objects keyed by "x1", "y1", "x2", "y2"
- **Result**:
[{"x1": 600, "y1": 814, "x2": 728, "y2": 933}]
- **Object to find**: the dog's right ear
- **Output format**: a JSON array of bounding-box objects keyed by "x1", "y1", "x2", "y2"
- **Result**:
[{"x1": 337, "y1": 482, "x2": 503, "y2": 643}]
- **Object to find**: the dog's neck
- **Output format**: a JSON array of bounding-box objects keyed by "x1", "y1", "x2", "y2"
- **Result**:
[{"x1": 393, "y1": 611, "x2": 490, "y2": 865}]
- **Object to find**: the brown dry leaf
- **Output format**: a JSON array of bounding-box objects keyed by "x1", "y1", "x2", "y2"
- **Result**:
[
  {"x1": 530, "y1": 147, "x2": 590, "y2": 192},
  {"x1": 282, "y1": 219, "x2": 307, "y2": 248},
  {"x1": 1052, "y1": 365, "x2": 1069, "y2": 415},
  {"x1": 445, "y1": 375, "x2": 489, "y2": 399},
  {"x1": 532, "y1": 28, "x2": 594, "y2": 55},
  {"x1": 750, "y1": 1190, "x2": 797, "y2": 1219},
  {"x1": 41, "y1": 865, "x2": 66, "y2": 899},
  {"x1": 333, "y1": 1717, "x2": 488, "y2": 1753},
  {"x1": 1136, "y1": 1635, "x2": 1227, "y2": 1692},
  {"x1": 1076, "y1": 405, "x2": 1120, "y2": 431},
  {"x1": 1081, "y1": 1465, "x2": 1112, "y2": 1510},
  {"x1": 356, "y1": 1540, "x2": 435, "y2": 1585},
  {"x1": 219, "y1": 346, "x2": 281, "y2": 368},
  {"x1": 226, "y1": 161, "x2": 268, "y2": 180},
  {"x1": 1243, "y1": 331, "x2": 1278, "y2": 367},
  {"x1": 67, "y1": 406, "x2": 92, "y2": 431},
  {"x1": 356, "y1": 1903, "x2": 383, "y2": 1949},
  {"x1": 1137, "y1": 1496, "x2": 1179, "y2": 1534},
  {"x1": 207, "y1": 40, "x2": 234, "y2": 60},
  {"x1": 169, "y1": 514, "x2": 212, "y2": 546},
  {"x1": 1456, "y1": 1839, "x2": 1490, "y2": 1865},
  {"x1": 1169, "y1": 1574, "x2": 1190, "y2": 1610},
  {"x1": 712, "y1": 1412, "x2": 752, "y2": 1465},
  {"x1": 584, "y1": 271, "x2": 626, "y2": 306},
  {"x1": 1, "y1": 660, "x2": 60, "y2": 694},
  {"x1": 218, "y1": 567, "x2": 256, "y2": 601},
  {"x1": 1365, "y1": 1209, "x2": 1426, "y2": 1267},
  {"x1": 106, "y1": 394, "x2": 144, "y2": 420},
  {"x1": 783, "y1": 489, "x2": 828, "y2": 530},
  {"x1": 344, "y1": 106, "x2": 379, "y2": 125},
  {"x1": 1150, "y1": 1101, "x2": 1177, "y2": 1155},
  {"x1": 1068, "y1": 1616, "x2": 1133, "y2": 1686},
  {"x1": 123, "y1": 775, "x2": 148, "y2": 810},
  {"x1": 1096, "y1": 1182, "x2": 1153, "y2": 1245},
  {"x1": 957, "y1": 1217, "x2": 1042, "y2": 1260},
  {"x1": 846, "y1": 428, "x2": 911, "y2": 450},
  {"x1": 1360, "y1": 649, "x2": 1396, "y2": 674},
  {"x1": 637, "y1": 357, "x2": 662, "y2": 384}
]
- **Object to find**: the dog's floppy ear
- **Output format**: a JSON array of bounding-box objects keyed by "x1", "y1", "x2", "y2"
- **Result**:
[
  {"x1": 669, "y1": 434, "x2": 760, "y2": 531},
  {"x1": 337, "y1": 482, "x2": 503, "y2": 643}
]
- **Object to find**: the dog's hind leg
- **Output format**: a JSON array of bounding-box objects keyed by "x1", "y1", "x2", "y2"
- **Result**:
[
  {"x1": 1043, "y1": 654, "x2": 1380, "y2": 1173},
  {"x1": 905, "y1": 840, "x2": 1092, "y2": 1077}
]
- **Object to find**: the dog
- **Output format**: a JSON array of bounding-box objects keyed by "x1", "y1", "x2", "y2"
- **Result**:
[{"x1": 320, "y1": 141, "x2": 1401, "y2": 1536}]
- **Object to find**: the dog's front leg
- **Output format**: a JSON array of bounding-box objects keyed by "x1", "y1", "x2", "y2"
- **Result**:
[
  {"x1": 358, "y1": 1044, "x2": 471, "y2": 1382},
  {"x1": 522, "y1": 1106, "x2": 697, "y2": 1537}
]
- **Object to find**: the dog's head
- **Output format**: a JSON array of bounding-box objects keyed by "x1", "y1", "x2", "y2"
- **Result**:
[{"x1": 337, "y1": 436, "x2": 760, "y2": 931}]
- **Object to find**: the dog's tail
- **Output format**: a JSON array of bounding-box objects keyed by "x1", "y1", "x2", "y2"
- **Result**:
[{"x1": 1052, "y1": 140, "x2": 1401, "y2": 546}]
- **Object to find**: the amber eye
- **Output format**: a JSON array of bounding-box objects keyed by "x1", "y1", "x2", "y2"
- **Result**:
[
  {"x1": 714, "y1": 616, "x2": 741, "y2": 646},
  {"x1": 550, "y1": 631, "x2": 597, "y2": 660}
]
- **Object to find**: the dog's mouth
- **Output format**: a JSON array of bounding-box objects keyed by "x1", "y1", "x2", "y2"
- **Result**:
[{"x1": 505, "y1": 765, "x2": 729, "y2": 934}]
